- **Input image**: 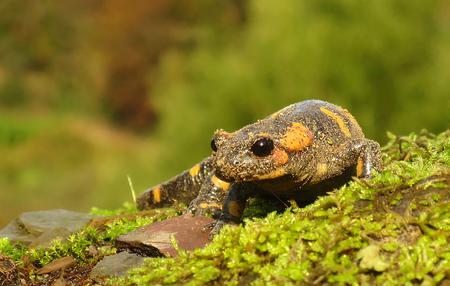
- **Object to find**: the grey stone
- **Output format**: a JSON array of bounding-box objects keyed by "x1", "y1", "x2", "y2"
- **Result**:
[
  {"x1": 116, "y1": 214, "x2": 214, "y2": 257},
  {"x1": 0, "y1": 219, "x2": 35, "y2": 245},
  {"x1": 90, "y1": 252, "x2": 144, "y2": 280},
  {"x1": 0, "y1": 209, "x2": 96, "y2": 247},
  {"x1": 19, "y1": 209, "x2": 94, "y2": 236},
  {"x1": 29, "y1": 227, "x2": 73, "y2": 249}
]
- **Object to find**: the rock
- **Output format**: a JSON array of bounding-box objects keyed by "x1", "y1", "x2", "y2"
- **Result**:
[
  {"x1": 19, "y1": 209, "x2": 94, "y2": 236},
  {"x1": 0, "y1": 220, "x2": 35, "y2": 245},
  {"x1": 116, "y1": 214, "x2": 214, "y2": 257},
  {"x1": 0, "y1": 209, "x2": 96, "y2": 247},
  {"x1": 90, "y1": 252, "x2": 144, "y2": 280},
  {"x1": 29, "y1": 227, "x2": 73, "y2": 249}
]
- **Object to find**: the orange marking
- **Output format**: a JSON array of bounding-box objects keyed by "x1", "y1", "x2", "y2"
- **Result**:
[
  {"x1": 211, "y1": 175, "x2": 230, "y2": 191},
  {"x1": 356, "y1": 157, "x2": 364, "y2": 177},
  {"x1": 320, "y1": 107, "x2": 351, "y2": 137},
  {"x1": 189, "y1": 164, "x2": 201, "y2": 177},
  {"x1": 255, "y1": 167, "x2": 286, "y2": 180},
  {"x1": 152, "y1": 186, "x2": 161, "y2": 203},
  {"x1": 279, "y1": 122, "x2": 314, "y2": 152},
  {"x1": 273, "y1": 148, "x2": 289, "y2": 165}
]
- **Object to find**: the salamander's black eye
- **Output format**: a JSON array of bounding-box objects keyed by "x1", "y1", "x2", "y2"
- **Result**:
[
  {"x1": 210, "y1": 138, "x2": 218, "y2": 152},
  {"x1": 251, "y1": 138, "x2": 274, "y2": 157}
]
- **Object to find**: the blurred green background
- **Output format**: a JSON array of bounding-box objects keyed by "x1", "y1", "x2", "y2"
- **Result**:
[{"x1": 1, "y1": 0, "x2": 449, "y2": 227}]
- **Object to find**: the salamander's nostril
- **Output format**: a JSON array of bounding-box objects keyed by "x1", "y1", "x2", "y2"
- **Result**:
[{"x1": 233, "y1": 159, "x2": 240, "y2": 166}]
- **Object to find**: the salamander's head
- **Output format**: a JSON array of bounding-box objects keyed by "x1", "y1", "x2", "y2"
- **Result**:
[{"x1": 210, "y1": 116, "x2": 313, "y2": 182}]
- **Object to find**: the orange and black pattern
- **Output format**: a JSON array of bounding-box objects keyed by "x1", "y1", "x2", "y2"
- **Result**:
[{"x1": 137, "y1": 100, "x2": 382, "y2": 236}]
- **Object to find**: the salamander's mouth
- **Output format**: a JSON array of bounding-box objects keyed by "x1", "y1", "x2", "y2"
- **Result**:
[
  {"x1": 214, "y1": 169, "x2": 226, "y2": 180},
  {"x1": 249, "y1": 167, "x2": 287, "y2": 180},
  {"x1": 214, "y1": 167, "x2": 254, "y2": 183},
  {"x1": 214, "y1": 169, "x2": 239, "y2": 182},
  {"x1": 214, "y1": 167, "x2": 287, "y2": 183}
]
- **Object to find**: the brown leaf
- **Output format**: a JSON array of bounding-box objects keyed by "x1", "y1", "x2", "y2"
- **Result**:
[{"x1": 37, "y1": 256, "x2": 75, "y2": 275}]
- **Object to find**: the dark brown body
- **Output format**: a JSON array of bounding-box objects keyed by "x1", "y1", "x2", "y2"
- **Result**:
[{"x1": 137, "y1": 100, "x2": 382, "y2": 235}]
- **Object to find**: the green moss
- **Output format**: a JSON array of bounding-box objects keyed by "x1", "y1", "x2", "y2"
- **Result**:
[
  {"x1": 121, "y1": 130, "x2": 449, "y2": 285},
  {"x1": 0, "y1": 237, "x2": 28, "y2": 261},
  {"x1": 1, "y1": 130, "x2": 448, "y2": 285}
]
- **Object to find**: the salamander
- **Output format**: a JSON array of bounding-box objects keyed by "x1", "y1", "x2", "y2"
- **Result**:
[{"x1": 137, "y1": 100, "x2": 382, "y2": 235}]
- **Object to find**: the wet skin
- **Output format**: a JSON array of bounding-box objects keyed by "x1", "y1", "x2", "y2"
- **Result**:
[{"x1": 137, "y1": 100, "x2": 382, "y2": 236}]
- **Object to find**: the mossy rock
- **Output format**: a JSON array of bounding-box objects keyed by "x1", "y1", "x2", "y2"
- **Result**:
[
  {"x1": 122, "y1": 130, "x2": 449, "y2": 286},
  {"x1": 0, "y1": 130, "x2": 449, "y2": 286}
]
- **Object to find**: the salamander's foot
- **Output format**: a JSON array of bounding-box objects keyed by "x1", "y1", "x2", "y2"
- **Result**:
[
  {"x1": 202, "y1": 210, "x2": 241, "y2": 239},
  {"x1": 202, "y1": 220, "x2": 231, "y2": 240}
]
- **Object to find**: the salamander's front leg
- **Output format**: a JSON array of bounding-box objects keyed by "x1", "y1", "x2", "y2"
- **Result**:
[
  {"x1": 207, "y1": 183, "x2": 254, "y2": 237},
  {"x1": 136, "y1": 157, "x2": 213, "y2": 210},
  {"x1": 186, "y1": 175, "x2": 231, "y2": 217}
]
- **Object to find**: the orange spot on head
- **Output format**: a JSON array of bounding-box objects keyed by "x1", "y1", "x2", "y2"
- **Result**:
[
  {"x1": 189, "y1": 164, "x2": 201, "y2": 177},
  {"x1": 152, "y1": 186, "x2": 161, "y2": 203},
  {"x1": 272, "y1": 148, "x2": 289, "y2": 165},
  {"x1": 211, "y1": 175, "x2": 230, "y2": 191},
  {"x1": 356, "y1": 157, "x2": 364, "y2": 177},
  {"x1": 320, "y1": 107, "x2": 351, "y2": 137},
  {"x1": 279, "y1": 122, "x2": 314, "y2": 152}
]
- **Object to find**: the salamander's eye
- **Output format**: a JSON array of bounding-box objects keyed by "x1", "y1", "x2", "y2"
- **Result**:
[
  {"x1": 210, "y1": 138, "x2": 218, "y2": 152},
  {"x1": 251, "y1": 138, "x2": 274, "y2": 157}
]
